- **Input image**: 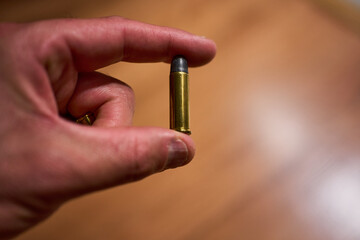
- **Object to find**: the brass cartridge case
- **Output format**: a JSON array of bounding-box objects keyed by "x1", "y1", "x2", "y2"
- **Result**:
[{"x1": 170, "y1": 71, "x2": 191, "y2": 135}]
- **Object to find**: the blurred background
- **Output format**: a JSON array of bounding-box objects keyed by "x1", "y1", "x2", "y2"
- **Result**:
[{"x1": 1, "y1": 0, "x2": 360, "y2": 239}]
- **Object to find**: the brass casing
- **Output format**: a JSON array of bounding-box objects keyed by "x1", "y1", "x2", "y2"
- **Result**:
[
  {"x1": 170, "y1": 72, "x2": 191, "y2": 135},
  {"x1": 76, "y1": 113, "x2": 95, "y2": 125}
]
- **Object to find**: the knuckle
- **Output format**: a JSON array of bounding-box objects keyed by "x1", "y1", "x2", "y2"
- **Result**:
[
  {"x1": 109, "y1": 81, "x2": 135, "y2": 112},
  {"x1": 120, "y1": 84, "x2": 135, "y2": 109},
  {"x1": 41, "y1": 40, "x2": 74, "y2": 85},
  {"x1": 118, "y1": 82, "x2": 134, "y2": 99}
]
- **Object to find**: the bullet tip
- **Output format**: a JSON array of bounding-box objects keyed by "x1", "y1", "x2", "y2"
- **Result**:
[{"x1": 171, "y1": 56, "x2": 188, "y2": 73}]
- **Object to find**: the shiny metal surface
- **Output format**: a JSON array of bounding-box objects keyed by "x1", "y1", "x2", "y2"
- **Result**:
[
  {"x1": 170, "y1": 72, "x2": 191, "y2": 135},
  {"x1": 76, "y1": 113, "x2": 95, "y2": 125}
]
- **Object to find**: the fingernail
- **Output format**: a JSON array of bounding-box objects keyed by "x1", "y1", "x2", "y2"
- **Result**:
[{"x1": 167, "y1": 138, "x2": 189, "y2": 169}]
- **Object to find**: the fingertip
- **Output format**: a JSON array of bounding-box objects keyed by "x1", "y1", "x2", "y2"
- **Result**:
[
  {"x1": 199, "y1": 37, "x2": 217, "y2": 58},
  {"x1": 190, "y1": 38, "x2": 217, "y2": 67},
  {"x1": 166, "y1": 132, "x2": 196, "y2": 169},
  {"x1": 168, "y1": 36, "x2": 217, "y2": 67},
  {"x1": 178, "y1": 133, "x2": 196, "y2": 164}
]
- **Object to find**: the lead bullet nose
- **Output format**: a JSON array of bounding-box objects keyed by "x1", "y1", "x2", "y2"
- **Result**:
[{"x1": 171, "y1": 55, "x2": 188, "y2": 73}]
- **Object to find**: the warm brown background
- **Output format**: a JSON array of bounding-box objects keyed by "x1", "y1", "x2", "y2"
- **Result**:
[{"x1": 1, "y1": 0, "x2": 360, "y2": 239}]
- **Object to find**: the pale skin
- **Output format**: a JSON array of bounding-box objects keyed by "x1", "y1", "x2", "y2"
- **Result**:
[{"x1": 0, "y1": 17, "x2": 216, "y2": 239}]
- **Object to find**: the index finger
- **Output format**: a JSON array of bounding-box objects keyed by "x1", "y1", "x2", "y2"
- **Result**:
[{"x1": 34, "y1": 17, "x2": 217, "y2": 71}]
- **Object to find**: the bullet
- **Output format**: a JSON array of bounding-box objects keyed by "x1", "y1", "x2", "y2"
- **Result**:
[
  {"x1": 76, "y1": 112, "x2": 95, "y2": 125},
  {"x1": 170, "y1": 56, "x2": 191, "y2": 135}
]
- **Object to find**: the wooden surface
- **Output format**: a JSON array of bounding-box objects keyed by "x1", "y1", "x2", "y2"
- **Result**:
[
  {"x1": 311, "y1": 0, "x2": 360, "y2": 33},
  {"x1": 1, "y1": 0, "x2": 360, "y2": 239}
]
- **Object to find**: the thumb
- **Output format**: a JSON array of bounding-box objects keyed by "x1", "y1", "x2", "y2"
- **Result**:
[{"x1": 51, "y1": 122, "x2": 195, "y2": 198}]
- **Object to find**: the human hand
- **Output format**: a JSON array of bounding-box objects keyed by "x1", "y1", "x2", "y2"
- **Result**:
[{"x1": 0, "y1": 17, "x2": 216, "y2": 239}]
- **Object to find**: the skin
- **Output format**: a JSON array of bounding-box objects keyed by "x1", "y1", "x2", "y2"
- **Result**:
[{"x1": 0, "y1": 17, "x2": 216, "y2": 239}]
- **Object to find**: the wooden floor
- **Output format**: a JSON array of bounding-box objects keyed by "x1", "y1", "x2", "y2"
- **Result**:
[{"x1": 1, "y1": 0, "x2": 360, "y2": 239}]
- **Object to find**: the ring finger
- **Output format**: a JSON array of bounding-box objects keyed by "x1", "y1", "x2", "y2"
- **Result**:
[{"x1": 67, "y1": 72, "x2": 135, "y2": 127}]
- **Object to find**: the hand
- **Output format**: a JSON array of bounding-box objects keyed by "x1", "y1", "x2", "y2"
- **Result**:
[{"x1": 0, "y1": 17, "x2": 216, "y2": 239}]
